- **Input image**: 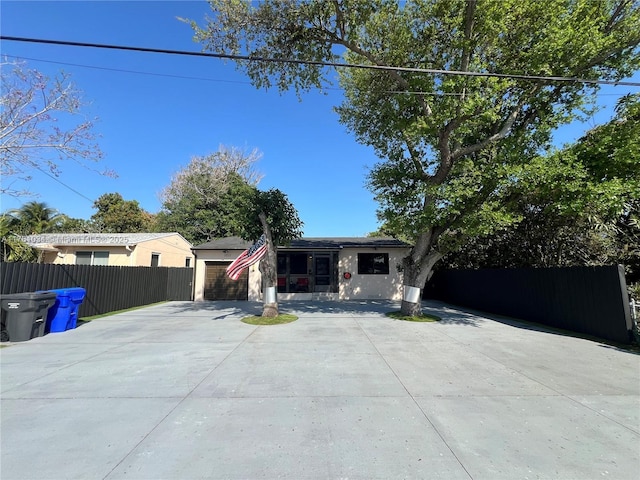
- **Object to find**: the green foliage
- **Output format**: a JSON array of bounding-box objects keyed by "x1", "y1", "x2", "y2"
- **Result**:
[
  {"x1": 51, "y1": 216, "x2": 96, "y2": 233},
  {"x1": 157, "y1": 145, "x2": 302, "y2": 246},
  {"x1": 0, "y1": 215, "x2": 38, "y2": 262},
  {"x1": 157, "y1": 147, "x2": 265, "y2": 245},
  {"x1": 157, "y1": 171, "x2": 256, "y2": 245},
  {"x1": 91, "y1": 193, "x2": 152, "y2": 233},
  {"x1": 240, "y1": 188, "x2": 304, "y2": 244},
  {"x1": 386, "y1": 311, "x2": 441, "y2": 322},
  {"x1": 241, "y1": 314, "x2": 298, "y2": 325},
  {"x1": 5, "y1": 201, "x2": 66, "y2": 234},
  {"x1": 444, "y1": 95, "x2": 640, "y2": 281},
  {"x1": 190, "y1": 0, "x2": 640, "y2": 294}
]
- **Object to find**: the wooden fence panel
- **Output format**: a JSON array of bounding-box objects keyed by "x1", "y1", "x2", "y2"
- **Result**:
[{"x1": 1, "y1": 263, "x2": 193, "y2": 317}]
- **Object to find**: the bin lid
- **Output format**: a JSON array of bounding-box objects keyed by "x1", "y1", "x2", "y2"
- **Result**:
[
  {"x1": 1, "y1": 292, "x2": 58, "y2": 308},
  {"x1": 2, "y1": 292, "x2": 58, "y2": 300},
  {"x1": 35, "y1": 287, "x2": 86, "y2": 300},
  {"x1": 65, "y1": 287, "x2": 86, "y2": 301}
]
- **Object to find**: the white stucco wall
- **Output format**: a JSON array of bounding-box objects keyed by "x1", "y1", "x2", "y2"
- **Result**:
[
  {"x1": 338, "y1": 247, "x2": 408, "y2": 300},
  {"x1": 193, "y1": 246, "x2": 409, "y2": 302}
]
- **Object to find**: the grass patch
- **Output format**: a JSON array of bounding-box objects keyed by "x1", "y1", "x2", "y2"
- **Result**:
[
  {"x1": 386, "y1": 311, "x2": 441, "y2": 322},
  {"x1": 79, "y1": 302, "x2": 167, "y2": 322},
  {"x1": 241, "y1": 314, "x2": 298, "y2": 325}
]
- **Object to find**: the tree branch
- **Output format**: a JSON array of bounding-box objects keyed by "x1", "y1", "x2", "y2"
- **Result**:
[
  {"x1": 401, "y1": 131, "x2": 428, "y2": 180},
  {"x1": 325, "y1": 1, "x2": 433, "y2": 118},
  {"x1": 605, "y1": 0, "x2": 632, "y2": 34}
]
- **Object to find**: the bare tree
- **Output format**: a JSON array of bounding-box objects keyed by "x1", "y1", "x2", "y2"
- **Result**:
[{"x1": 0, "y1": 58, "x2": 114, "y2": 196}]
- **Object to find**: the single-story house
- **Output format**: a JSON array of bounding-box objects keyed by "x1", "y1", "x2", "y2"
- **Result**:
[
  {"x1": 192, "y1": 237, "x2": 411, "y2": 302},
  {"x1": 19, "y1": 232, "x2": 194, "y2": 268}
]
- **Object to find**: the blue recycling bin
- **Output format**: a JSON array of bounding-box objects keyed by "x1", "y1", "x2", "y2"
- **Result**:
[{"x1": 36, "y1": 288, "x2": 86, "y2": 333}]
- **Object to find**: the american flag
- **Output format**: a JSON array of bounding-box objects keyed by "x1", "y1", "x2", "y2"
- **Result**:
[{"x1": 226, "y1": 234, "x2": 267, "y2": 280}]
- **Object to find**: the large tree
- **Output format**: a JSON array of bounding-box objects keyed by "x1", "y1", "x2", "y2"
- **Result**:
[
  {"x1": 189, "y1": 0, "x2": 640, "y2": 314},
  {"x1": 443, "y1": 94, "x2": 640, "y2": 281},
  {"x1": 91, "y1": 193, "x2": 153, "y2": 233},
  {"x1": 1, "y1": 59, "x2": 115, "y2": 197},
  {"x1": 157, "y1": 146, "x2": 263, "y2": 244}
]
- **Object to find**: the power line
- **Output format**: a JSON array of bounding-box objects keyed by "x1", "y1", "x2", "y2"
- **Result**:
[
  {"x1": 32, "y1": 165, "x2": 96, "y2": 204},
  {"x1": 2, "y1": 53, "x2": 470, "y2": 96},
  {"x1": 6, "y1": 54, "x2": 634, "y2": 98},
  {"x1": 2, "y1": 35, "x2": 640, "y2": 87},
  {"x1": 2, "y1": 54, "x2": 254, "y2": 86}
]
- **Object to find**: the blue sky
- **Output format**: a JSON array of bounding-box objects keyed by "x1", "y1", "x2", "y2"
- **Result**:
[{"x1": 1, "y1": 1, "x2": 638, "y2": 238}]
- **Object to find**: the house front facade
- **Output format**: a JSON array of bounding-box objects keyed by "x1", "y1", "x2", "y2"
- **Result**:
[
  {"x1": 192, "y1": 237, "x2": 411, "y2": 302},
  {"x1": 20, "y1": 232, "x2": 194, "y2": 268}
]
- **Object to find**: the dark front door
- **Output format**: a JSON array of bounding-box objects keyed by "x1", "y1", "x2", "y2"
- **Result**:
[{"x1": 314, "y1": 254, "x2": 332, "y2": 292}]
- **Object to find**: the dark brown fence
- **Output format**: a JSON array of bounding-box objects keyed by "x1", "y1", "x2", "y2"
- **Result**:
[
  {"x1": 425, "y1": 265, "x2": 633, "y2": 344},
  {"x1": 1, "y1": 262, "x2": 193, "y2": 317}
]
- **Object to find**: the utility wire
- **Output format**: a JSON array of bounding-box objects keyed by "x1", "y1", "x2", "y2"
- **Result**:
[
  {"x1": 32, "y1": 165, "x2": 95, "y2": 204},
  {"x1": 3, "y1": 54, "x2": 474, "y2": 97},
  {"x1": 2, "y1": 54, "x2": 253, "y2": 86},
  {"x1": 2, "y1": 35, "x2": 640, "y2": 87}
]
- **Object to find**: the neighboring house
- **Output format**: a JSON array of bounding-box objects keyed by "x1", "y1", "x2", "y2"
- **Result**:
[
  {"x1": 19, "y1": 232, "x2": 194, "y2": 268},
  {"x1": 192, "y1": 237, "x2": 411, "y2": 302}
]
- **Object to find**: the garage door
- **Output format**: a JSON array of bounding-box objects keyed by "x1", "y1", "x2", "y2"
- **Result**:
[{"x1": 204, "y1": 261, "x2": 248, "y2": 300}]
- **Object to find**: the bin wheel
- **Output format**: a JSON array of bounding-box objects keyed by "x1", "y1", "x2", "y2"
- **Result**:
[{"x1": 1, "y1": 329, "x2": 9, "y2": 342}]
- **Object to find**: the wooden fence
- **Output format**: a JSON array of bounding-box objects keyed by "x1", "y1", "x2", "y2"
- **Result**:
[
  {"x1": 425, "y1": 265, "x2": 633, "y2": 344},
  {"x1": 1, "y1": 262, "x2": 193, "y2": 317}
]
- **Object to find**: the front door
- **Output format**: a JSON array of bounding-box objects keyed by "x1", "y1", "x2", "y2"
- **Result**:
[{"x1": 314, "y1": 254, "x2": 332, "y2": 292}]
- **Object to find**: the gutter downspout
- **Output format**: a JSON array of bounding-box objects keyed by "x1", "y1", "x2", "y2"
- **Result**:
[
  {"x1": 190, "y1": 248, "x2": 197, "y2": 301},
  {"x1": 125, "y1": 244, "x2": 134, "y2": 266}
]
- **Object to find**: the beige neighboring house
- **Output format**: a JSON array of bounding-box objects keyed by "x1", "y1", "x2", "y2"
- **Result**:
[
  {"x1": 20, "y1": 232, "x2": 194, "y2": 268},
  {"x1": 192, "y1": 237, "x2": 411, "y2": 302}
]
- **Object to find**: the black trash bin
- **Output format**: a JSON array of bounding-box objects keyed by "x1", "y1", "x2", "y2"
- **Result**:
[{"x1": 0, "y1": 292, "x2": 58, "y2": 342}]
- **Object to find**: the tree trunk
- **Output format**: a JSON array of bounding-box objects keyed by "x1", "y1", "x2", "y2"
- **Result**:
[
  {"x1": 258, "y1": 212, "x2": 278, "y2": 317},
  {"x1": 400, "y1": 230, "x2": 443, "y2": 316}
]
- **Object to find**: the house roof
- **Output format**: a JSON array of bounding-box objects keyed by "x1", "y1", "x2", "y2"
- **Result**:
[
  {"x1": 20, "y1": 232, "x2": 192, "y2": 248},
  {"x1": 192, "y1": 236, "x2": 410, "y2": 251}
]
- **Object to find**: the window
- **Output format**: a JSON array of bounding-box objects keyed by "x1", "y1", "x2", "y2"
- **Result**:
[
  {"x1": 93, "y1": 251, "x2": 109, "y2": 266},
  {"x1": 75, "y1": 251, "x2": 91, "y2": 265},
  {"x1": 185, "y1": 257, "x2": 191, "y2": 268},
  {"x1": 357, "y1": 253, "x2": 389, "y2": 275},
  {"x1": 151, "y1": 253, "x2": 160, "y2": 267},
  {"x1": 76, "y1": 251, "x2": 109, "y2": 266}
]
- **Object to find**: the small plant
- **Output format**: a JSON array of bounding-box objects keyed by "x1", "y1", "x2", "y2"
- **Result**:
[
  {"x1": 241, "y1": 314, "x2": 298, "y2": 325},
  {"x1": 386, "y1": 311, "x2": 441, "y2": 322}
]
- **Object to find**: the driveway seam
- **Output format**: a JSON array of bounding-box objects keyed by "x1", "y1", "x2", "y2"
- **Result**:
[
  {"x1": 101, "y1": 323, "x2": 261, "y2": 480},
  {"x1": 352, "y1": 313, "x2": 475, "y2": 480},
  {"x1": 437, "y1": 328, "x2": 640, "y2": 436}
]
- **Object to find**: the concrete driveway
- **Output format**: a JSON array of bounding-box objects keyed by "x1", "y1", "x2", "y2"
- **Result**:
[{"x1": 1, "y1": 300, "x2": 639, "y2": 480}]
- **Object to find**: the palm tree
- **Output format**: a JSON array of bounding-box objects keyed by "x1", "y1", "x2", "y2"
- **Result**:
[
  {"x1": 8, "y1": 201, "x2": 66, "y2": 234},
  {"x1": 0, "y1": 215, "x2": 38, "y2": 262}
]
